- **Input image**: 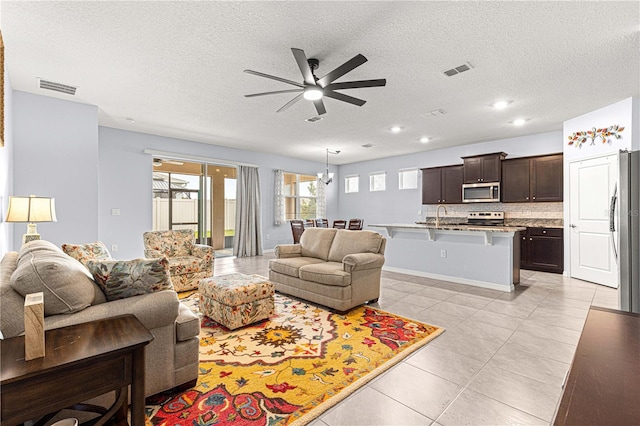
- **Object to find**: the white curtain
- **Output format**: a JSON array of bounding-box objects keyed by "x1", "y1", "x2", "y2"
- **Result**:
[
  {"x1": 274, "y1": 169, "x2": 285, "y2": 225},
  {"x1": 233, "y1": 166, "x2": 263, "y2": 257},
  {"x1": 316, "y1": 177, "x2": 327, "y2": 218}
]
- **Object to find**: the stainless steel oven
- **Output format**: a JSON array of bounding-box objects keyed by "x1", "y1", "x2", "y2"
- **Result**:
[{"x1": 462, "y1": 182, "x2": 500, "y2": 203}]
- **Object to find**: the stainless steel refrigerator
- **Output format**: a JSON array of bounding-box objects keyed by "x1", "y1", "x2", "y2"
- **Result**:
[{"x1": 613, "y1": 150, "x2": 640, "y2": 313}]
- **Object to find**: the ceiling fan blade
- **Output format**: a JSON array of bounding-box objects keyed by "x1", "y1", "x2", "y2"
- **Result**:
[
  {"x1": 313, "y1": 99, "x2": 327, "y2": 115},
  {"x1": 325, "y1": 79, "x2": 386, "y2": 91},
  {"x1": 244, "y1": 69, "x2": 304, "y2": 88},
  {"x1": 245, "y1": 89, "x2": 302, "y2": 98},
  {"x1": 317, "y1": 54, "x2": 367, "y2": 87},
  {"x1": 291, "y1": 48, "x2": 316, "y2": 86},
  {"x1": 323, "y1": 90, "x2": 366, "y2": 106},
  {"x1": 276, "y1": 93, "x2": 304, "y2": 113}
]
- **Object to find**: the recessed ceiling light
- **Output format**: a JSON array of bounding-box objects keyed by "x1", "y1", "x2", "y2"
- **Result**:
[
  {"x1": 492, "y1": 101, "x2": 510, "y2": 109},
  {"x1": 420, "y1": 137, "x2": 430, "y2": 143},
  {"x1": 362, "y1": 143, "x2": 374, "y2": 148},
  {"x1": 390, "y1": 126, "x2": 402, "y2": 133},
  {"x1": 512, "y1": 118, "x2": 527, "y2": 126}
]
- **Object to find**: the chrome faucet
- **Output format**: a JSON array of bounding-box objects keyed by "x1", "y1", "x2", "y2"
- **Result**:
[{"x1": 436, "y1": 204, "x2": 447, "y2": 227}]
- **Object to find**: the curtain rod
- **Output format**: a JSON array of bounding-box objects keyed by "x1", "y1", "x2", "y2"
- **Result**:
[{"x1": 143, "y1": 149, "x2": 259, "y2": 168}]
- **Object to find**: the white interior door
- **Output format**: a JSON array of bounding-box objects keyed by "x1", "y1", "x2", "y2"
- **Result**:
[{"x1": 569, "y1": 154, "x2": 618, "y2": 287}]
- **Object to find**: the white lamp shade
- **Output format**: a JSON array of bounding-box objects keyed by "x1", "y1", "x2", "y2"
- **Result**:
[{"x1": 5, "y1": 196, "x2": 57, "y2": 223}]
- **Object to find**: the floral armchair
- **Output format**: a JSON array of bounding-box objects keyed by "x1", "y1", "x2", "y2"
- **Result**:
[{"x1": 143, "y1": 229, "x2": 214, "y2": 292}]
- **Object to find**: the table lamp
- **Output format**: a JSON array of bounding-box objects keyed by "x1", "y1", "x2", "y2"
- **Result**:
[{"x1": 5, "y1": 195, "x2": 57, "y2": 244}]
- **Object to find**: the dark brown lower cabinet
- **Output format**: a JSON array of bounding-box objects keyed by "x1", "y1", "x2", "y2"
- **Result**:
[{"x1": 520, "y1": 227, "x2": 564, "y2": 273}]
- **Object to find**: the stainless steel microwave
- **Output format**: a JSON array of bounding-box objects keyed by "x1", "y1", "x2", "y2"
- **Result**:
[{"x1": 462, "y1": 182, "x2": 500, "y2": 203}]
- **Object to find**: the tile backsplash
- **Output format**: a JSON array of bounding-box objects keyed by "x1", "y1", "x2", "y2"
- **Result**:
[{"x1": 422, "y1": 202, "x2": 563, "y2": 219}]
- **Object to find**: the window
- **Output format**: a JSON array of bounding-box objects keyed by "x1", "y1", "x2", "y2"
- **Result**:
[
  {"x1": 345, "y1": 175, "x2": 359, "y2": 193},
  {"x1": 284, "y1": 172, "x2": 317, "y2": 220},
  {"x1": 399, "y1": 168, "x2": 418, "y2": 190},
  {"x1": 369, "y1": 171, "x2": 386, "y2": 192}
]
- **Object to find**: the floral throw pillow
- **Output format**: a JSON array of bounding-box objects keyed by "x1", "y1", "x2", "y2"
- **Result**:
[
  {"x1": 62, "y1": 241, "x2": 113, "y2": 266},
  {"x1": 85, "y1": 257, "x2": 174, "y2": 301}
]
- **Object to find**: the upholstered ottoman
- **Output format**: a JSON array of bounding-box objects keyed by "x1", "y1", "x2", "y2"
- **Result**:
[{"x1": 198, "y1": 273, "x2": 275, "y2": 330}]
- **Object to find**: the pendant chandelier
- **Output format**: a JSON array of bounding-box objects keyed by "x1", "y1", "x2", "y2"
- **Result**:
[{"x1": 318, "y1": 148, "x2": 340, "y2": 185}]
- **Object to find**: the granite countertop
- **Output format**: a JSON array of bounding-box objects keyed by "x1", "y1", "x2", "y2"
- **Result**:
[
  {"x1": 372, "y1": 223, "x2": 526, "y2": 233},
  {"x1": 411, "y1": 223, "x2": 525, "y2": 232},
  {"x1": 417, "y1": 218, "x2": 564, "y2": 229}
]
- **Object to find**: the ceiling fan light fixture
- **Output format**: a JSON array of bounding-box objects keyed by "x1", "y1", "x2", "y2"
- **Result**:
[{"x1": 303, "y1": 86, "x2": 324, "y2": 101}]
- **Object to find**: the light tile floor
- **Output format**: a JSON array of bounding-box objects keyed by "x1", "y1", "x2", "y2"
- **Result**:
[{"x1": 214, "y1": 254, "x2": 620, "y2": 426}]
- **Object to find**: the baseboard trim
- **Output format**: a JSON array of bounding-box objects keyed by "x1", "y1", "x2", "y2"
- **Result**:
[{"x1": 382, "y1": 266, "x2": 514, "y2": 292}]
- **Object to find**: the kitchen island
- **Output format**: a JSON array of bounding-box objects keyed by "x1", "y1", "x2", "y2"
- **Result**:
[{"x1": 369, "y1": 223, "x2": 526, "y2": 292}]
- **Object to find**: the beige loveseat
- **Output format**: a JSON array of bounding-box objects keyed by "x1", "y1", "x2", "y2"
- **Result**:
[
  {"x1": 269, "y1": 228, "x2": 386, "y2": 311},
  {"x1": 0, "y1": 241, "x2": 200, "y2": 397}
]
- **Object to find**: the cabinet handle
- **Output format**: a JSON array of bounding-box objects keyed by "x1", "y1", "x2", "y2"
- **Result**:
[
  {"x1": 522, "y1": 236, "x2": 526, "y2": 240},
  {"x1": 530, "y1": 238, "x2": 533, "y2": 241},
  {"x1": 443, "y1": 199, "x2": 445, "y2": 202},
  {"x1": 526, "y1": 196, "x2": 529, "y2": 200},
  {"x1": 532, "y1": 196, "x2": 536, "y2": 200},
  {"x1": 542, "y1": 230, "x2": 546, "y2": 234}
]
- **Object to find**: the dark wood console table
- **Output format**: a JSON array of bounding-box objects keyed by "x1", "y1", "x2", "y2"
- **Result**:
[
  {"x1": 553, "y1": 306, "x2": 640, "y2": 425},
  {"x1": 1, "y1": 315, "x2": 153, "y2": 426}
]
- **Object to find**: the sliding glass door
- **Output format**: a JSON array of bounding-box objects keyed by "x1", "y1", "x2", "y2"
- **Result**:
[{"x1": 152, "y1": 158, "x2": 237, "y2": 253}]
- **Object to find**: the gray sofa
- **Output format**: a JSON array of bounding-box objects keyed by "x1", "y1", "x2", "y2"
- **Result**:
[
  {"x1": 269, "y1": 228, "x2": 386, "y2": 311},
  {"x1": 0, "y1": 241, "x2": 200, "y2": 397}
]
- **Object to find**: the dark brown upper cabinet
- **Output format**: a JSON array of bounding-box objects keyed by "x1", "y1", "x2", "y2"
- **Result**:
[
  {"x1": 462, "y1": 152, "x2": 507, "y2": 183},
  {"x1": 502, "y1": 154, "x2": 563, "y2": 202},
  {"x1": 421, "y1": 165, "x2": 463, "y2": 204}
]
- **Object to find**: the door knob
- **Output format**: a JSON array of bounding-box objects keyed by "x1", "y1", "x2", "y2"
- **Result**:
[{"x1": 570, "y1": 224, "x2": 577, "y2": 228}]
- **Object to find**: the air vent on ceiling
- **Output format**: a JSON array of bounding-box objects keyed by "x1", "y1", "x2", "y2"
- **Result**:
[
  {"x1": 362, "y1": 143, "x2": 374, "y2": 148},
  {"x1": 442, "y1": 62, "x2": 473, "y2": 77},
  {"x1": 424, "y1": 109, "x2": 447, "y2": 117},
  {"x1": 305, "y1": 116, "x2": 324, "y2": 123},
  {"x1": 38, "y1": 78, "x2": 77, "y2": 95}
]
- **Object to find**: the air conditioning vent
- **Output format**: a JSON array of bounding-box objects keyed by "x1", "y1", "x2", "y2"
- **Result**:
[
  {"x1": 305, "y1": 116, "x2": 323, "y2": 123},
  {"x1": 362, "y1": 143, "x2": 374, "y2": 148},
  {"x1": 442, "y1": 62, "x2": 473, "y2": 77},
  {"x1": 424, "y1": 109, "x2": 447, "y2": 118},
  {"x1": 38, "y1": 78, "x2": 77, "y2": 95}
]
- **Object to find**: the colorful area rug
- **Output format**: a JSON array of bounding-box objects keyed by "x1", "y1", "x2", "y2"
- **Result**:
[{"x1": 145, "y1": 292, "x2": 444, "y2": 426}]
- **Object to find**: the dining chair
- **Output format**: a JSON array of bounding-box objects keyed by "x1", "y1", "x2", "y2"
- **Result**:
[
  {"x1": 290, "y1": 220, "x2": 305, "y2": 243},
  {"x1": 304, "y1": 219, "x2": 316, "y2": 228},
  {"x1": 332, "y1": 220, "x2": 346, "y2": 229},
  {"x1": 315, "y1": 218, "x2": 329, "y2": 228},
  {"x1": 348, "y1": 218, "x2": 363, "y2": 230}
]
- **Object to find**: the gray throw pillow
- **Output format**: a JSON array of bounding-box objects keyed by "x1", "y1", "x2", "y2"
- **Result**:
[{"x1": 11, "y1": 242, "x2": 96, "y2": 316}]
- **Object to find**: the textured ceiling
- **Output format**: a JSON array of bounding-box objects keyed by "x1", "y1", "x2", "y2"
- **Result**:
[{"x1": 2, "y1": 1, "x2": 639, "y2": 165}]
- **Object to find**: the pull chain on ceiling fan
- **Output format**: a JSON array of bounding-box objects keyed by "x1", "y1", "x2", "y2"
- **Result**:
[{"x1": 244, "y1": 48, "x2": 386, "y2": 116}]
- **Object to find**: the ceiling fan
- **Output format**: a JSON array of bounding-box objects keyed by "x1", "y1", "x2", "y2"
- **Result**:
[{"x1": 244, "y1": 48, "x2": 386, "y2": 115}]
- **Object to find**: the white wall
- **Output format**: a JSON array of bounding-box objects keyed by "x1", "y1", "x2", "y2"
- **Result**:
[
  {"x1": 12, "y1": 91, "x2": 99, "y2": 249},
  {"x1": 9, "y1": 92, "x2": 337, "y2": 257},
  {"x1": 98, "y1": 127, "x2": 337, "y2": 259},
  {"x1": 337, "y1": 131, "x2": 562, "y2": 225},
  {"x1": 0, "y1": 63, "x2": 14, "y2": 257},
  {"x1": 562, "y1": 96, "x2": 638, "y2": 276}
]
